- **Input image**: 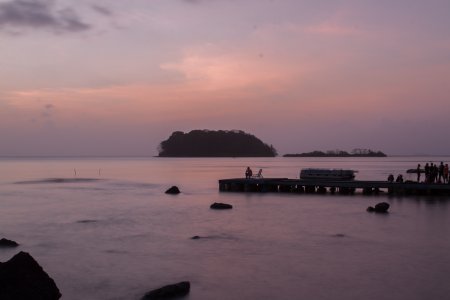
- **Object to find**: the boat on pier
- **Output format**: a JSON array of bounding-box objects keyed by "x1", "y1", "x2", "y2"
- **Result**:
[{"x1": 300, "y1": 168, "x2": 356, "y2": 180}]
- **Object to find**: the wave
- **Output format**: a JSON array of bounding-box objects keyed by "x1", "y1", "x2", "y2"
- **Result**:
[
  {"x1": 76, "y1": 219, "x2": 99, "y2": 224},
  {"x1": 14, "y1": 178, "x2": 102, "y2": 184}
]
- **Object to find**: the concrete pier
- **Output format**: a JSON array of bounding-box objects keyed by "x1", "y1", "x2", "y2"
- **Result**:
[{"x1": 218, "y1": 178, "x2": 450, "y2": 196}]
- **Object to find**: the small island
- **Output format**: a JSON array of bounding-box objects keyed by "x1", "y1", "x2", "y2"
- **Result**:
[
  {"x1": 158, "y1": 130, "x2": 277, "y2": 157},
  {"x1": 283, "y1": 148, "x2": 387, "y2": 157}
]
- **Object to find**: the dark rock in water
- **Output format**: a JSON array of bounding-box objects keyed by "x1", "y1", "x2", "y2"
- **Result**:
[
  {"x1": 332, "y1": 233, "x2": 346, "y2": 238},
  {"x1": 374, "y1": 202, "x2": 390, "y2": 213},
  {"x1": 191, "y1": 236, "x2": 201, "y2": 240},
  {"x1": 367, "y1": 202, "x2": 390, "y2": 213},
  {"x1": 210, "y1": 202, "x2": 233, "y2": 209},
  {"x1": 142, "y1": 281, "x2": 190, "y2": 300},
  {"x1": 0, "y1": 238, "x2": 19, "y2": 247},
  {"x1": 0, "y1": 251, "x2": 61, "y2": 299},
  {"x1": 165, "y1": 186, "x2": 180, "y2": 194}
]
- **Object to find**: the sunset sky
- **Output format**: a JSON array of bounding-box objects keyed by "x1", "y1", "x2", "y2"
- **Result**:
[{"x1": 1, "y1": 0, "x2": 450, "y2": 156}]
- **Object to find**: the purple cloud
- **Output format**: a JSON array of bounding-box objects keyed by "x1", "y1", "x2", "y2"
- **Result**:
[
  {"x1": 0, "y1": 0, "x2": 90, "y2": 33},
  {"x1": 91, "y1": 5, "x2": 112, "y2": 16}
]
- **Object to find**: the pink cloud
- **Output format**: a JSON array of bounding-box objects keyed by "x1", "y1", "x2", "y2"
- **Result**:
[{"x1": 304, "y1": 22, "x2": 361, "y2": 36}]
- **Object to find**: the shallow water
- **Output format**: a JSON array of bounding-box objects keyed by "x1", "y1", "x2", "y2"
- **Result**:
[{"x1": 0, "y1": 157, "x2": 449, "y2": 300}]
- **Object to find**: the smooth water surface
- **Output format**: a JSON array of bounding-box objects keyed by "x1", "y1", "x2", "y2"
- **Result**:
[{"x1": 0, "y1": 157, "x2": 449, "y2": 300}]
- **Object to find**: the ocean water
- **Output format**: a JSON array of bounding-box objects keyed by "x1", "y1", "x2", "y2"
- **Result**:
[{"x1": 0, "y1": 157, "x2": 449, "y2": 300}]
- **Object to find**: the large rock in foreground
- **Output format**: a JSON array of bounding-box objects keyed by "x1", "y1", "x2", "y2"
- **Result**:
[
  {"x1": 142, "y1": 281, "x2": 190, "y2": 300},
  {"x1": 0, "y1": 251, "x2": 61, "y2": 300}
]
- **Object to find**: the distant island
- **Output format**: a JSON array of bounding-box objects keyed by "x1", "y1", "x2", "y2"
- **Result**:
[
  {"x1": 158, "y1": 130, "x2": 277, "y2": 157},
  {"x1": 283, "y1": 149, "x2": 387, "y2": 157}
]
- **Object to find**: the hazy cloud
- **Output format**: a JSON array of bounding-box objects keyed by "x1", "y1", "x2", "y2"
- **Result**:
[
  {"x1": 181, "y1": 0, "x2": 213, "y2": 4},
  {"x1": 0, "y1": 0, "x2": 90, "y2": 33},
  {"x1": 91, "y1": 5, "x2": 112, "y2": 16},
  {"x1": 41, "y1": 103, "x2": 55, "y2": 118}
]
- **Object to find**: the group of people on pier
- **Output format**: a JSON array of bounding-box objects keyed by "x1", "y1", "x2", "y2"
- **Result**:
[
  {"x1": 387, "y1": 162, "x2": 450, "y2": 184},
  {"x1": 245, "y1": 167, "x2": 263, "y2": 179},
  {"x1": 387, "y1": 174, "x2": 404, "y2": 183},
  {"x1": 418, "y1": 162, "x2": 449, "y2": 183}
]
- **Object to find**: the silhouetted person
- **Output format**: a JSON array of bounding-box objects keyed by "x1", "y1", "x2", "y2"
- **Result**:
[
  {"x1": 444, "y1": 164, "x2": 449, "y2": 183},
  {"x1": 429, "y1": 163, "x2": 435, "y2": 183},
  {"x1": 387, "y1": 174, "x2": 394, "y2": 183},
  {"x1": 417, "y1": 164, "x2": 421, "y2": 182},
  {"x1": 424, "y1": 163, "x2": 430, "y2": 183},
  {"x1": 395, "y1": 174, "x2": 403, "y2": 183},
  {"x1": 432, "y1": 163, "x2": 438, "y2": 183},
  {"x1": 438, "y1": 162, "x2": 444, "y2": 183},
  {"x1": 245, "y1": 167, "x2": 253, "y2": 179}
]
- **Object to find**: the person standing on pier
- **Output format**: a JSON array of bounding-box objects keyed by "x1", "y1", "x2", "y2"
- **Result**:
[
  {"x1": 429, "y1": 163, "x2": 436, "y2": 183},
  {"x1": 438, "y1": 162, "x2": 444, "y2": 183},
  {"x1": 417, "y1": 163, "x2": 421, "y2": 182},
  {"x1": 432, "y1": 163, "x2": 438, "y2": 183},
  {"x1": 424, "y1": 163, "x2": 430, "y2": 183},
  {"x1": 444, "y1": 164, "x2": 449, "y2": 183}
]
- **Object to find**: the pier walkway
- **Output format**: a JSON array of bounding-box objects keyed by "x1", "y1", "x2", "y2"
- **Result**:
[{"x1": 218, "y1": 178, "x2": 450, "y2": 196}]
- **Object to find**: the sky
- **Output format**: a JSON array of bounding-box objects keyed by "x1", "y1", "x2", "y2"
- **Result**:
[{"x1": 1, "y1": 0, "x2": 450, "y2": 156}]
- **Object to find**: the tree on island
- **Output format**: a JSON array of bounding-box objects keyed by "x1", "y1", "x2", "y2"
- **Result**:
[
  {"x1": 158, "y1": 130, "x2": 277, "y2": 157},
  {"x1": 283, "y1": 148, "x2": 386, "y2": 157}
]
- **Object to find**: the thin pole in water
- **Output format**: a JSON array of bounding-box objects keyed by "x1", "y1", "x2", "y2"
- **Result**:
[{"x1": 74, "y1": 168, "x2": 77, "y2": 177}]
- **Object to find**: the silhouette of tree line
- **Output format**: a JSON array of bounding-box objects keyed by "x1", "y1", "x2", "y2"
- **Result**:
[
  {"x1": 283, "y1": 149, "x2": 386, "y2": 157},
  {"x1": 158, "y1": 130, "x2": 277, "y2": 157}
]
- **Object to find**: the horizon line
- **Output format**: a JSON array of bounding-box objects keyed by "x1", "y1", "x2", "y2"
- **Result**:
[{"x1": 2, "y1": 154, "x2": 450, "y2": 158}]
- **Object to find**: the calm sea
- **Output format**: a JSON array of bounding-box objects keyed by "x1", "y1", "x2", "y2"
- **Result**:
[{"x1": 0, "y1": 157, "x2": 449, "y2": 300}]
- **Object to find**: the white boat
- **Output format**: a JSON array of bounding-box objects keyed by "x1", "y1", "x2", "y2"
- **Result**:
[{"x1": 300, "y1": 168, "x2": 356, "y2": 180}]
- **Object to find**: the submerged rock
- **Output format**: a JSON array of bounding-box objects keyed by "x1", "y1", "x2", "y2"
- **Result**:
[
  {"x1": 367, "y1": 202, "x2": 390, "y2": 213},
  {"x1": 0, "y1": 251, "x2": 61, "y2": 300},
  {"x1": 210, "y1": 202, "x2": 233, "y2": 209},
  {"x1": 0, "y1": 238, "x2": 19, "y2": 247},
  {"x1": 165, "y1": 186, "x2": 180, "y2": 194},
  {"x1": 142, "y1": 281, "x2": 190, "y2": 300},
  {"x1": 191, "y1": 236, "x2": 201, "y2": 240},
  {"x1": 332, "y1": 233, "x2": 346, "y2": 238}
]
